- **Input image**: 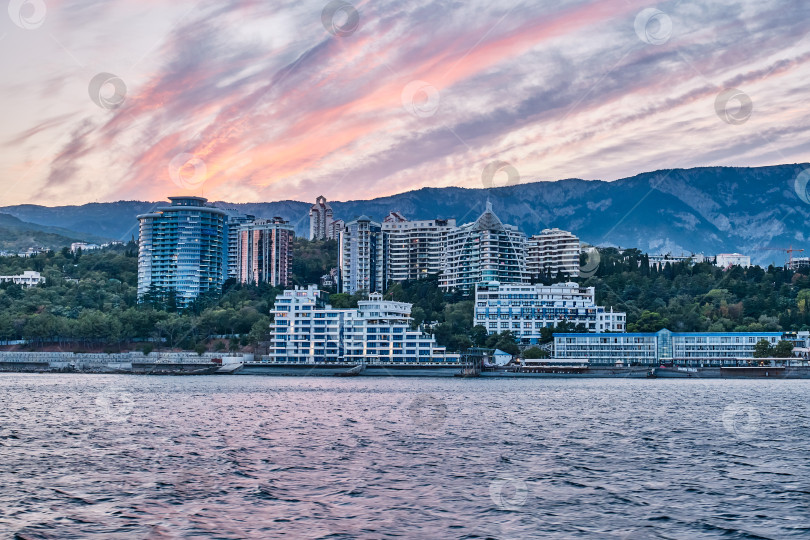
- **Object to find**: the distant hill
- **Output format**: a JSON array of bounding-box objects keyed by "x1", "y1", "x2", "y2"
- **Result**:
[
  {"x1": 2, "y1": 164, "x2": 809, "y2": 264},
  {"x1": 0, "y1": 213, "x2": 111, "y2": 252}
]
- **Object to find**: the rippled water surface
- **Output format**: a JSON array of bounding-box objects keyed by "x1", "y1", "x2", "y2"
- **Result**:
[{"x1": 2, "y1": 374, "x2": 810, "y2": 539}]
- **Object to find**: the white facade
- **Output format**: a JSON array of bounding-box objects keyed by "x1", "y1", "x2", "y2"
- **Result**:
[
  {"x1": 440, "y1": 203, "x2": 527, "y2": 292},
  {"x1": 70, "y1": 242, "x2": 99, "y2": 253},
  {"x1": 267, "y1": 285, "x2": 459, "y2": 364},
  {"x1": 648, "y1": 253, "x2": 706, "y2": 269},
  {"x1": 309, "y1": 195, "x2": 334, "y2": 240},
  {"x1": 382, "y1": 212, "x2": 456, "y2": 283},
  {"x1": 225, "y1": 212, "x2": 255, "y2": 280},
  {"x1": 526, "y1": 228, "x2": 580, "y2": 280},
  {"x1": 715, "y1": 253, "x2": 751, "y2": 268},
  {"x1": 0, "y1": 270, "x2": 44, "y2": 287},
  {"x1": 475, "y1": 281, "x2": 625, "y2": 344},
  {"x1": 554, "y1": 329, "x2": 783, "y2": 365},
  {"x1": 327, "y1": 219, "x2": 344, "y2": 241},
  {"x1": 788, "y1": 257, "x2": 810, "y2": 270},
  {"x1": 339, "y1": 216, "x2": 386, "y2": 294}
]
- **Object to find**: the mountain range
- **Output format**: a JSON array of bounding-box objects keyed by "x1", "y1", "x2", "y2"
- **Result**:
[
  {"x1": 0, "y1": 213, "x2": 110, "y2": 252},
  {"x1": 3, "y1": 164, "x2": 809, "y2": 265}
]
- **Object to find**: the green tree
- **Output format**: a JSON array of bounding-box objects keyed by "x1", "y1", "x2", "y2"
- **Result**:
[
  {"x1": 773, "y1": 340, "x2": 794, "y2": 358},
  {"x1": 753, "y1": 339, "x2": 773, "y2": 358},
  {"x1": 523, "y1": 347, "x2": 549, "y2": 359}
]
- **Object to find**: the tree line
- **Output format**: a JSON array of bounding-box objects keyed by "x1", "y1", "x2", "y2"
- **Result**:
[{"x1": 2, "y1": 242, "x2": 809, "y2": 354}]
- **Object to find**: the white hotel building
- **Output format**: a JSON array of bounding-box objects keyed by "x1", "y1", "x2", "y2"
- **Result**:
[
  {"x1": 554, "y1": 329, "x2": 783, "y2": 365},
  {"x1": 474, "y1": 281, "x2": 626, "y2": 344},
  {"x1": 267, "y1": 285, "x2": 459, "y2": 364}
]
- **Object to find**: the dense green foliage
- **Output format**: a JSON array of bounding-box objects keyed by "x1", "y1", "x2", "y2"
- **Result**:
[
  {"x1": 292, "y1": 238, "x2": 338, "y2": 289},
  {"x1": 584, "y1": 248, "x2": 810, "y2": 333},
  {"x1": 0, "y1": 245, "x2": 277, "y2": 352},
  {"x1": 753, "y1": 339, "x2": 795, "y2": 358},
  {"x1": 3, "y1": 243, "x2": 810, "y2": 354}
]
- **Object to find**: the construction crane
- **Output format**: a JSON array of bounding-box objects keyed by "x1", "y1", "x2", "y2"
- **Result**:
[{"x1": 758, "y1": 246, "x2": 805, "y2": 267}]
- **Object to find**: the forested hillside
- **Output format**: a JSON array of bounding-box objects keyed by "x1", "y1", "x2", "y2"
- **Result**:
[{"x1": 1, "y1": 241, "x2": 809, "y2": 353}]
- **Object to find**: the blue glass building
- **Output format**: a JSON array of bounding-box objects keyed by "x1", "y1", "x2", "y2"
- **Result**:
[{"x1": 137, "y1": 196, "x2": 228, "y2": 308}]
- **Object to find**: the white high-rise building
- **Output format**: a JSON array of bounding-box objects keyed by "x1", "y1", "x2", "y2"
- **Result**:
[
  {"x1": 382, "y1": 212, "x2": 457, "y2": 283},
  {"x1": 526, "y1": 228, "x2": 581, "y2": 280},
  {"x1": 474, "y1": 281, "x2": 626, "y2": 344},
  {"x1": 267, "y1": 285, "x2": 459, "y2": 364},
  {"x1": 224, "y1": 212, "x2": 255, "y2": 281},
  {"x1": 440, "y1": 202, "x2": 527, "y2": 292},
  {"x1": 339, "y1": 216, "x2": 386, "y2": 294},
  {"x1": 327, "y1": 219, "x2": 344, "y2": 241},
  {"x1": 309, "y1": 195, "x2": 334, "y2": 240}
]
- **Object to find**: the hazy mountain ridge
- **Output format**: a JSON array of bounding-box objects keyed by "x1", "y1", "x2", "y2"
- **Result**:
[
  {"x1": 0, "y1": 213, "x2": 111, "y2": 252},
  {"x1": 2, "y1": 164, "x2": 808, "y2": 264}
]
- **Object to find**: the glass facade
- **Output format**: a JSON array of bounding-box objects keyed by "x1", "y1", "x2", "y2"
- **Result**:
[{"x1": 137, "y1": 197, "x2": 227, "y2": 309}]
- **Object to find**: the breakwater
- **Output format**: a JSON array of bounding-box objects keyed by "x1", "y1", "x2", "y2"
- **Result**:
[{"x1": 0, "y1": 352, "x2": 255, "y2": 373}]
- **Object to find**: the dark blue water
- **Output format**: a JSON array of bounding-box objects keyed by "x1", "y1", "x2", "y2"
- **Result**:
[{"x1": 2, "y1": 374, "x2": 810, "y2": 539}]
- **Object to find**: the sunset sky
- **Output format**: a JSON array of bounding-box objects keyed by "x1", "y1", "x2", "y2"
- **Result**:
[{"x1": 1, "y1": 0, "x2": 808, "y2": 206}]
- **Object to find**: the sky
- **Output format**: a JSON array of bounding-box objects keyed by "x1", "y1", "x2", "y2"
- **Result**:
[{"x1": 0, "y1": 0, "x2": 808, "y2": 206}]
